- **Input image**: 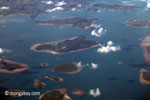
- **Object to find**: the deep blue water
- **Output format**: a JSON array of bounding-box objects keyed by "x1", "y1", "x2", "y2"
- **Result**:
[{"x1": 0, "y1": 0, "x2": 150, "y2": 100}]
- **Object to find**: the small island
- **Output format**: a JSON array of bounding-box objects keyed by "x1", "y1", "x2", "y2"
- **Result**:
[
  {"x1": 123, "y1": 18, "x2": 150, "y2": 28},
  {"x1": 44, "y1": 76, "x2": 64, "y2": 83},
  {"x1": 38, "y1": 88, "x2": 72, "y2": 100},
  {"x1": 0, "y1": 59, "x2": 29, "y2": 74},
  {"x1": 51, "y1": 62, "x2": 83, "y2": 74},
  {"x1": 34, "y1": 79, "x2": 46, "y2": 89},
  {"x1": 40, "y1": 63, "x2": 49, "y2": 67},
  {"x1": 7, "y1": 89, "x2": 25, "y2": 97},
  {"x1": 140, "y1": 37, "x2": 150, "y2": 64},
  {"x1": 35, "y1": 17, "x2": 97, "y2": 30},
  {"x1": 140, "y1": 69, "x2": 150, "y2": 84},
  {"x1": 30, "y1": 35, "x2": 100, "y2": 55},
  {"x1": 71, "y1": 89, "x2": 87, "y2": 97}
]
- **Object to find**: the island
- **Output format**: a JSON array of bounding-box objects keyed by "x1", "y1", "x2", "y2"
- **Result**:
[
  {"x1": 123, "y1": 18, "x2": 150, "y2": 28},
  {"x1": 44, "y1": 76, "x2": 64, "y2": 83},
  {"x1": 51, "y1": 62, "x2": 83, "y2": 74},
  {"x1": 30, "y1": 35, "x2": 100, "y2": 55},
  {"x1": 34, "y1": 79, "x2": 46, "y2": 89},
  {"x1": 38, "y1": 88, "x2": 72, "y2": 100},
  {"x1": 0, "y1": 59, "x2": 29, "y2": 74},
  {"x1": 140, "y1": 69, "x2": 150, "y2": 84},
  {"x1": 140, "y1": 37, "x2": 150, "y2": 64},
  {"x1": 71, "y1": 89, "x2": 87, "y2": 97},
  {"x1": 94, "y1": 3, "x2": 142, "y2": 12},
  {"x1": 40, "y1": 63, "x2": 49, "y2": 67},
  {"x1": 35, "y1": 17, "x2": 98, "y2": 30}
]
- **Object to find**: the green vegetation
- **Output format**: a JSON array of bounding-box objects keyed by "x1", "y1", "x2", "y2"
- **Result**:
[
  {"x1": 143, "y1": 71, "x2": 150, "y2": 81},
  {"x1": 36, "y1": 17, "x2": 97, "y2": 29},
  {"x1": 53, "y1": 63, "x2": 78, "y2": 73},
  {"x1": 35, "y1": 35, "x2": 99, "y2": 54},
  {"x1": 0, "y1": 63, "x2": 24, "y2": 71}
]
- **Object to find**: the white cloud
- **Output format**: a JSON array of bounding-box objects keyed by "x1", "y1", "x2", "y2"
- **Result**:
[
  {"x1": 46, "y1": 7, "x2": 64, "y2": 12},
  {"x1": 55, "y1": 1, "x2": 67, "y2": 6},
  {"x1": 42, "y1": 1, "x2": 54, "y2": 5},
  {"x1": 77, "y1": 4, "x2": 82, "y2": 8},
  {"x1": 89, "y1": 88, "x2": 101, "y2": 97},
  {"x1": 97, "y1": 41, "x2": 121, "y2": 54},
  {"x1": 0, "y1": 6, "x2": 10, "y2": 10},
  {"x1": 90, "y1": 24, "x2": 107, "y2": 37},
  {"x1": 0, "y1": 48, "x2": 11, "y2": 54},
  {"x1": 139, "y1": 0, "x2": 150, "y2": 9},
  {"x1": 91, "y1": 63, "x2": 98, "y2": 69},
  {"x1": 77, "y1": 61, "x2": 99, "y2": 69},
  {"x1": 71, "y1": 8, "x2": 76, "y2": 11},
  {"x1": 77, "y1": 61, "x2": 82, "y2": 67}
]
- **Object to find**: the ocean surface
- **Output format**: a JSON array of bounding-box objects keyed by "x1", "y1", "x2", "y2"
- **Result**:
[{"x1": 0, "y1": 0, "x2": 150, "y2": 100}]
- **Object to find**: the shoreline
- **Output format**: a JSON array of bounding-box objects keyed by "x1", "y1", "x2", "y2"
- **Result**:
[
  {"x1": 30, "y1": 36, "x2": 100, "y2": 55},
  {"x1": 51, "y1": 62, "x2": 83, "y2": 74},
  {"x1": 140, "y1": 69, "x2": 150, "y2": 84},
  {"x1": 0, "y1": 59, "x2": 29, "y2": 74}
]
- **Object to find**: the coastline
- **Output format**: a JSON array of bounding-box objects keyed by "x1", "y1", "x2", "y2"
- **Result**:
[
  {"x1": 51, "y1": 62, "x2": 83, "y2": 74},
  {"x1": 30, "y1": 36, "x2": 100, "y2": 55},
  {"x1": 0, "y1": 59, "x2": 29, "y2": 74}
]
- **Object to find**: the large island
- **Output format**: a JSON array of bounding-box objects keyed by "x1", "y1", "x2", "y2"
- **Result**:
[
  {"x1": 0, "y1": 59, "x2": 29, "y2": 73},
  {"x1": 30, "y1": 35, "x2": 100, "y2": 55},
  {"x1": 51, "y1": 62, "x2": 83, "y2": 74}
]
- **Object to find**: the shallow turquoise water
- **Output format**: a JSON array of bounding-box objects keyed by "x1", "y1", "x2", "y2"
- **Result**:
[{"x1": 0, "y1": 0, "x2": 150, "y2": 100}]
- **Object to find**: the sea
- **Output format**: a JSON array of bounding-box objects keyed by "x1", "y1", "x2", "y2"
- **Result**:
[{"x1": 0, "y1": 0, "x2": 150, "y2": 100}]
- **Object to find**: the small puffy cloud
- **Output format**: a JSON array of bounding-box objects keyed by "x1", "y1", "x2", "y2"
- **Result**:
[
  {"x1": 0, "y1": 48, "x2": 11, "y2": 54},
  {"x1": 77, "y1": 61, "x2": 82, "y2": 67},
  {"x1": 46, "y1": 7, "x2": 64, "y2": 12},
  {"x1": 55, "y1": 1, "x2": 67, "y2": 6},
  {"x1": 71, "y1": 8, "x2": 76, "y2": 11},
  {"x1": 89, "y1": 88, "x2": 101, "y2": 97},
  {"x1": 91, "y1": 63, "x2": 98, "y2": 69},
  {"x1": 139, "y1": 0, "x2": 150, "y2": 9},
  {"x1": 0, "y1": 6, "x2": 10, "y2": 10},
  {"x1": 42, "y1": 1, "x2": 54, "y2": 5},
  {"x1": 77, "y1": 4, "x2": 82, "y2": 8},
  {"x1": 147, "y1": 0, "x2": 150, "y2": 8},
  {"x1": 77, "y1": 61, "x2": 99, "y2": 69},
  {"x1": 90, "y1": 24, "x2": 107, "y2": 37},
  {"x1": 97, "y1": 41, "x2": 121, "y2": 54}
]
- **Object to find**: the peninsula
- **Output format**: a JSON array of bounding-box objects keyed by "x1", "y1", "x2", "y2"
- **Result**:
[{"x1": 30, "y1": 35, "x2": 100, "y2": 55}]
